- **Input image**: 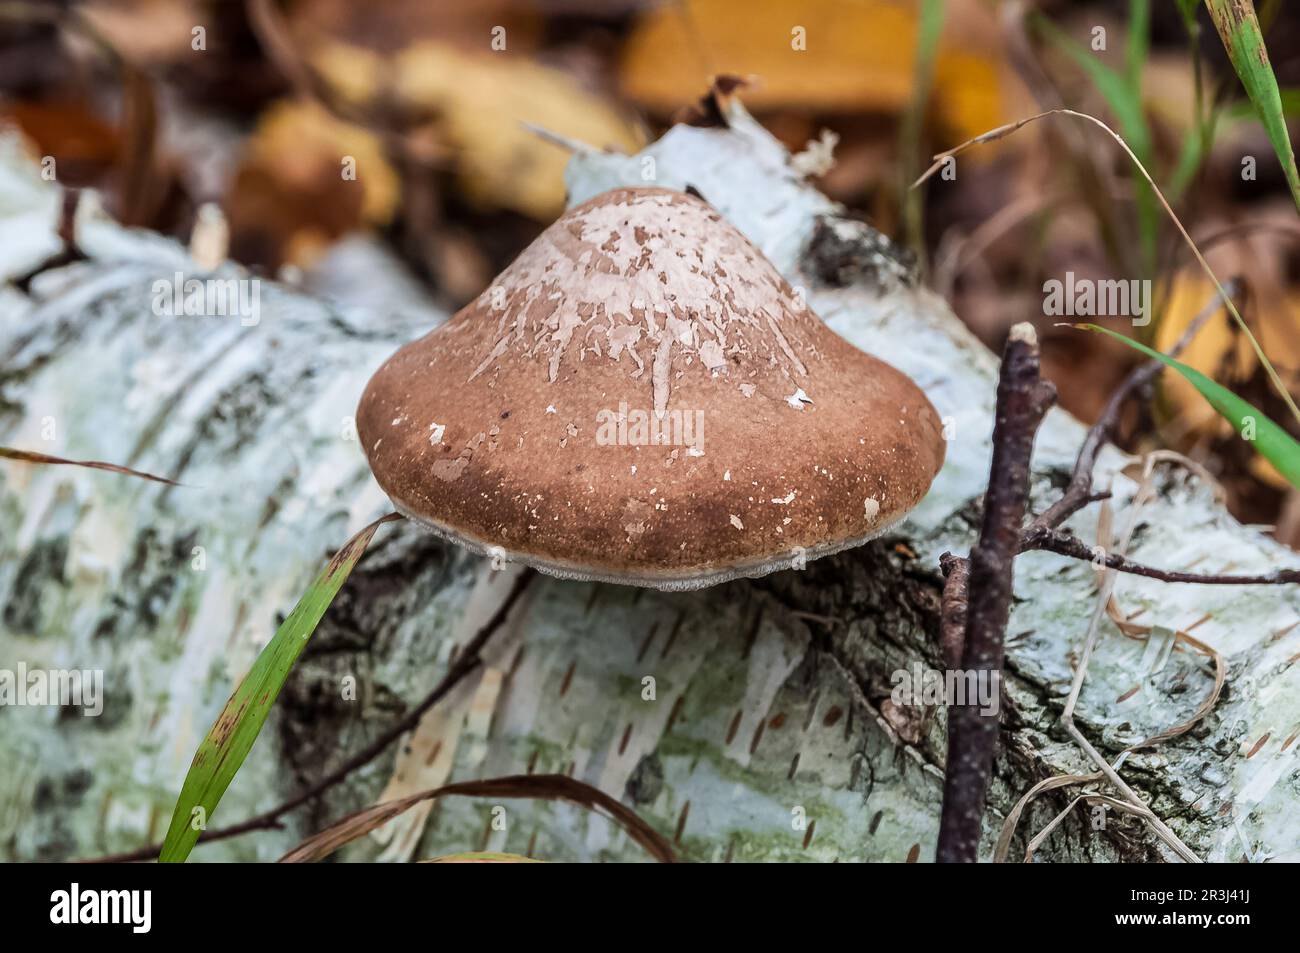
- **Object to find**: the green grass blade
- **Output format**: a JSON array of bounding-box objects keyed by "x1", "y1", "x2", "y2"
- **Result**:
[
  {"x1": 1125, "y1": 0, "x2": 1151, "y2": 91},
  {"x1": 1173, "y1": 0, "x2": 1217, "y2": 205},
  {"x1": 899, "y1": 0, "x2": 946, "y2": 257},
  {"x1": 1205, "y1": 0, "x2": 1300, "y2": 212},
  {"x1": 1035, "y1": 14, "x2": 1157, "y2": 271},
  {"x1": 1168, "y1": 124, "x2": 1209, "y2": 200},
  {"x1": 1229, "y1": 88, "x2": 1300, "y2": 119},
  {"x1": 1169, "y1": 101, "x2": 1225, "y2": 202},
  {"x1": 1035, "y1": 18, "x2": 1151, "y2": 163},
  {"x1": 1080, "y1": 324, "x2": 1300, "y2": 489},
  {"x1": 1124, "y1": 0, "x2": 1156, "y2": 275},
  {"x1": 158, "y1": 512, "x2": 400, "y2": 862}
]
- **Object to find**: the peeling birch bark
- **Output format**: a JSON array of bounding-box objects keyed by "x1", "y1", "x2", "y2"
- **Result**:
[{"x1": 1, "y1": 110, "x2": 1297, "y2": 863}]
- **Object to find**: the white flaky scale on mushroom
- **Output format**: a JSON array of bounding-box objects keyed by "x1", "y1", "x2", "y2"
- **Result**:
[{"x1": 357, "y1": 186, "x2": 945, "y2": 589}]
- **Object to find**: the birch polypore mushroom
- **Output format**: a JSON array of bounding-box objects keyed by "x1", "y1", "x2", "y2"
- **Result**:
[{"x1": 356, "y1": 187, "x2": 944, "y2": 588}]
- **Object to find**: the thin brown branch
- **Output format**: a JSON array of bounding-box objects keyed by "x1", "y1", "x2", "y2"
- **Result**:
[
  {"x1": 80, "y1": 567, "x2": 536, "y2": 863},
  {"x1": 937, "y1": 324, "x2": 1056, "y2": 864},
  {"x1": 12, "y1": 189, "x2": 87, "y2": 292},
  {"x1": 246, "y1": 0, "x2": 340, "y2": 111},
  {"x1": 938, "y1": 553, "x2": 970, "y2": 671},
  {"x1": 1025, "y1": 527, "x2": 1300, "y2": 585},
  {"x1": 934, "y1": 280, "x2": 1279, "y2": 862}
]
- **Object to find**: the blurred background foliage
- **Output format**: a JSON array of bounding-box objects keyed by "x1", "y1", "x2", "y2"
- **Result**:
[{"x1": 2, "y1": 0, "x2": 1299, "y2": 542}]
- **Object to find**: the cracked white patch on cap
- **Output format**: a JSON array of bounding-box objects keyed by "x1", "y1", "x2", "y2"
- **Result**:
[
  {"x1": 785, "y1": 388, "x2": 812, "y2": 409},
  {"x1": 464, "y1": 190, "x2": 816, "y2": 414},
  {"x1": 730, "y1": 514, "x2": 744, "y2": 530},
  {"x1": 698, "y1": 338, "x2": 726, "y2": 370},
  {"x1": 864, "y1": 497, "x2": 880, "y2": 520},
  {"x1": 432, "y1": 457, "x2": 469, "y2": 482}
]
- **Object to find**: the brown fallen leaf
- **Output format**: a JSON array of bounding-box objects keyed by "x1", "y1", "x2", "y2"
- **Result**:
[
  {"x1": 3, "y1": 99, "x2": 119, "y2": 187},
  {"x1": 78, "y1": 0, "x2": 202, "y2": 65},
  {"x1": 227, "y1": 99, "x2": 400, "y2": 269},
  {"x1": 285, "y1": 0, "x2": 542, "y2": 57},
  {"x1": 306, "y1": 38, "x2": 644, "y2": 220}
]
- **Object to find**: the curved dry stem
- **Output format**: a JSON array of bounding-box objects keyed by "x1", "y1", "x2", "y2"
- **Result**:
[
  {"x1": 1056, "y1": 458, "x2": 1202, "y2": 863},
  {"x1": 993, "y1": 771, "x2": 1103, "y2": 863},
  {"x1": 1106, "y1": 602, "x2": 1227, "y2": 753},
  {"x1": 1023, "y1": 793, "x2": 1146, "y2": 862}
]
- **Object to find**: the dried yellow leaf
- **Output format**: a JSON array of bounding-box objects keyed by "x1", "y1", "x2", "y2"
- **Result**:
[
  {"x1": 391, "y1": 42, "x2": 644, "y2": 219},
  {"x1": 1155, "y1": 272, "x2": 1299, "y2": 489},
  {"x1": 247, "y1": 99, "x2": 400, "y2": 227},
  {"x1": 1156, "y1": 274, "x2": 1254, "y2": 436},
  {"x1": 620, "y1": 0, "x2": 1008, "y2": 144}
]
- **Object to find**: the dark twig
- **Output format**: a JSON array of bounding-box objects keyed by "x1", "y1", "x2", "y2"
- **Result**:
[
  {"x1": 81, "y1": 567, "x2": 536, "y2": 863},
  {"x1": 12, "y1": 189, "x2": 87, "y2": 293},
  {"x1": 937, "y1": 324, "x2": 1056, "y2": 863},
  {"x1": 1025, "y1": 527, "x2": 1300, "y2": 585},
  {"x1": 933, "y1": 281, "x2": 1274, "y2": 861},
  {"x1": 938, "y1": 553, "x2": 970, "y2": 671}
]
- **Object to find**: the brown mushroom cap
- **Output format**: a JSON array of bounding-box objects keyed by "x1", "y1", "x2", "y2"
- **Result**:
[{"x1": 357, "y1": 187, "x2": 944, "y2": 589}]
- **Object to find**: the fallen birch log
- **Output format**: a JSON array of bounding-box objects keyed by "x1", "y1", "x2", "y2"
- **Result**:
[{"x1": 1, "y1": 107, "x2": 1297, "y2": 863}]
